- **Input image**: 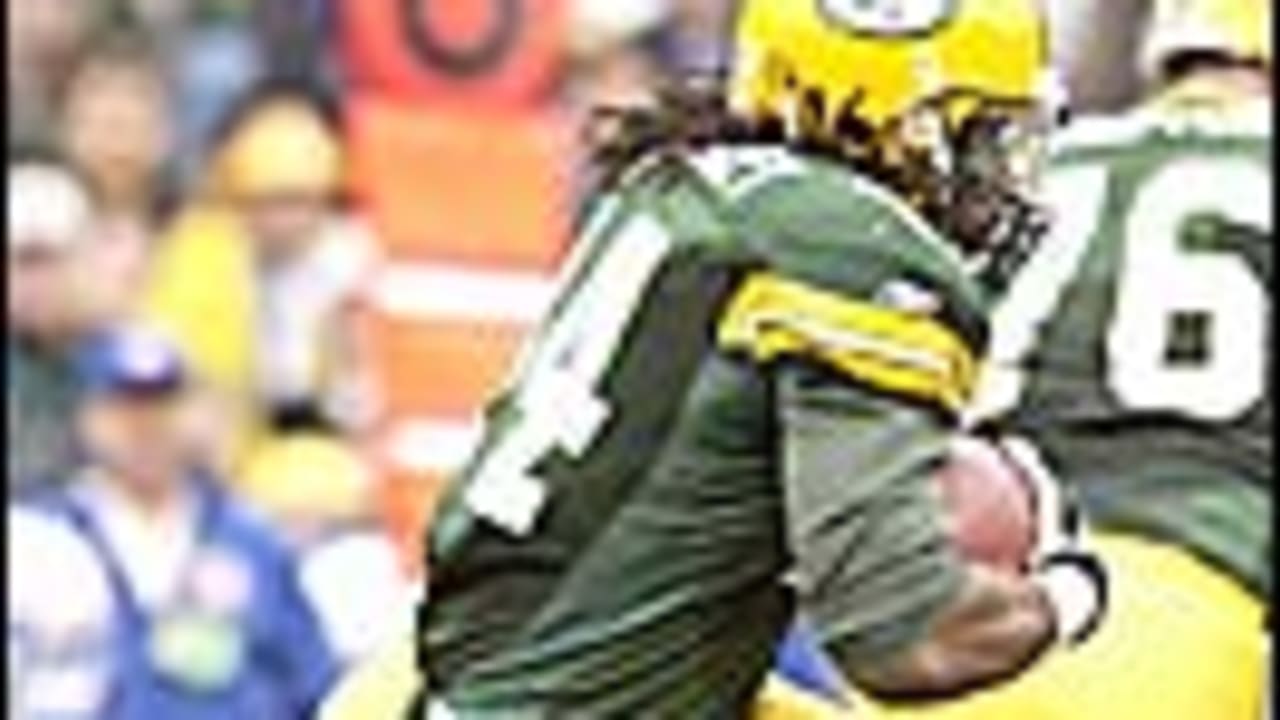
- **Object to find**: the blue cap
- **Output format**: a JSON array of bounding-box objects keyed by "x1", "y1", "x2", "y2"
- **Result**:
[{"x1": 77, "y1": 327, "x2": 187, "y2": 397}]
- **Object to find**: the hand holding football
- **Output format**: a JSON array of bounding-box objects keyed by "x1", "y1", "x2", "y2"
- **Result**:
[{"x1": 934, "y1": 435, "x2": 1038, "y2": 573}]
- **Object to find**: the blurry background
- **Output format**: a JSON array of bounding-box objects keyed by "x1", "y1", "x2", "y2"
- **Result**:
[{"x1": 6, "y1": 0, "x2": 1155, "y2": 714}]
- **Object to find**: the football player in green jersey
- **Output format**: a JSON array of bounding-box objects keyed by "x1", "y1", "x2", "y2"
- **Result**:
[
  {"x1": 320, "y1": 1, "x2": 1110, "y2": 718},
  {"x1": 414, "y1": 0, "x2": 1112, "y2": 716},
  {"x1": 858, "y1": 1, "x2": 1272, "y2": 719}
]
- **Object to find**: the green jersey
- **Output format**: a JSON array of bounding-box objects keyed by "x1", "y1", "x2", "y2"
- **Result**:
[
  {"x1": 422, "y1": 145, "x2": 998, "y2": 717},
  {"x1": 975, "y1": 101, "x2": 1271, "y2": 598}
]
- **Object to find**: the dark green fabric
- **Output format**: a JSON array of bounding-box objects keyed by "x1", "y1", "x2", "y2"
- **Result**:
[
  {"x1": 717, "y1": 148, "x2": 991, "y2": 352},
  {"x1": 422, "y1": 145, "x2": 982, "y2": 717},
  {"x1": 778, "y1": 362, "x2": 963, "y2": 670}
]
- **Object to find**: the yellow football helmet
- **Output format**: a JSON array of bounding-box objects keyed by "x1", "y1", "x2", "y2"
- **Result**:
[
  {"x1": 729, "y1": 0, "x2": 1051, "y2": 148},
  {"x1": 729, "y1": 0, "x2": 1055, "y2": 255},
  {"x1": 1144, "y1": 0, "x2": 1272, "y2": 77}
]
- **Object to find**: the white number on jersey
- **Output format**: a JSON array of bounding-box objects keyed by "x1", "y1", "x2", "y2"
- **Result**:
[
  {"x1": 1107, "y1": 159, "x2": 1270, "y2": 420},
  {"x1": 973, "y1": 156, "x2": 1271, "y2": 424},
  {"x1": 968, "y1": 166, "x2": 1107, "y2": 422},
  {"x1": 464, "y1": 214, "x2": 673, "y2": 535}
]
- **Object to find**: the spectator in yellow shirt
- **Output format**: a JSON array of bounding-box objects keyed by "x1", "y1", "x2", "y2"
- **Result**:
[{"x1": 143, "y1": 81, "x2": 377, "y2": 477}]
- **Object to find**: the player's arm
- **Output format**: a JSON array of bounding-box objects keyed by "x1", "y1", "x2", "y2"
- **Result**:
[
  {"x1": 777, "y1": 362, "x2": 1070, "y2": 702},
  {"x1": 720, "y1": 272, "x2": 1104, "y2": 701},
  {"x1": 854, "y1": 566, "x2": 1055, "y2": 700}
]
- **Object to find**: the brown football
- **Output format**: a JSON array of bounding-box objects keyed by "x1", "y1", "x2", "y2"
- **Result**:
[{"x1": 934, "y1": 436, "x2": 1037, "y2": 573}]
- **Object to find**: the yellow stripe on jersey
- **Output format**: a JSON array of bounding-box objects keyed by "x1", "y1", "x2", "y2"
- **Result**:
[{"x1": 718, "y1": 273, "x2": 977, "y2": 413}]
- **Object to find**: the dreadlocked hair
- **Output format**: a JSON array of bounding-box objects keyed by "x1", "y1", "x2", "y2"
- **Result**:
[
  {"x1": 585, "y1": 74, "x2": 944, "y2": 210},
  {"x1": 587, "y1": 75, "x2": 760, "y2": 186}
]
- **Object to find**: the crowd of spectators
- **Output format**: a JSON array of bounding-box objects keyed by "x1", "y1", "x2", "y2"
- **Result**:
[{"x1": 7, "y1": 0, "x2": 737, "y2": 716}]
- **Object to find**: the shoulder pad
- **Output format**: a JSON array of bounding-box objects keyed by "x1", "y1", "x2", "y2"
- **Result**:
[{"x1": 690, "y1": 146, "x2": 965, "y2": 269}]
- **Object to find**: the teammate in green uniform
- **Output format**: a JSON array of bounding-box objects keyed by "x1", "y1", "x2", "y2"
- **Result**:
[
  {"x1": 412, "y1": 1, "x2": 1112, "y2": 717},
  {"x1": 859, "y1": 1, "x2": 1271, "y2": 718},
  {"x1": 994, "y1": 41, "x2": 1270, "y2": 602},
  {"x1": 318, "y1": 2, "x2": 1109, "y2": 718}
]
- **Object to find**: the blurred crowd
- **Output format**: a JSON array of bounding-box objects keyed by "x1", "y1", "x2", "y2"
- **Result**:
[{"x1": 7, "y1": 0, "x2": 738, "y2": 717}]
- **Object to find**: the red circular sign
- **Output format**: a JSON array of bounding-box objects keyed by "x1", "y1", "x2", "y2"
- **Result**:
[{"x1": 343, "y1": 0, "x2": 565, "y2": 107}]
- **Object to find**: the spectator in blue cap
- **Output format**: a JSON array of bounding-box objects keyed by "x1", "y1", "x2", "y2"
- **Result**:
[{"x1": 19, "y1": 325, "x2": 339, "y2": 719}]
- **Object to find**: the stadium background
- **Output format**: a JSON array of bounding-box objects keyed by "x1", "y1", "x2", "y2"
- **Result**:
[{"x1": 7, "y1": 0, "x2": 1154, "y2": 711}]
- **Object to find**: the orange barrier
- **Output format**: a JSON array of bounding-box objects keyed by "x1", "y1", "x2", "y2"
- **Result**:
[
  {"x1": 348, "y1": 95, "x2": 572, "y2": 270},
  {"x1": 377, "y1": 468, "x2": 449, "y2": 579},
  {"x1": 342, "y1": 0, "x2": 565, "y2": 108},
  {"x1": 360, "y1": 309, "x2": 527, "y2": 420},
  {"x1": 344, "y1": 65, "x2": 573, "y2": 567}
]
